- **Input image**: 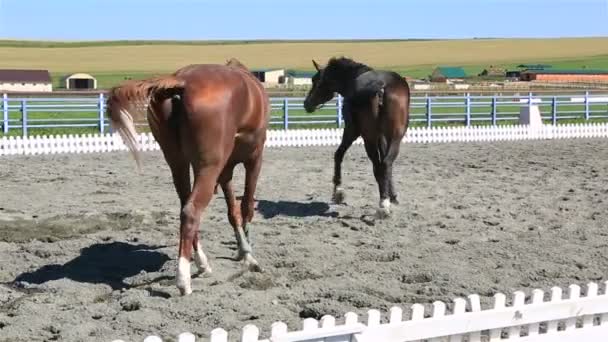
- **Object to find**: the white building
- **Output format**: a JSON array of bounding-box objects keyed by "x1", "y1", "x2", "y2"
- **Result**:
[
  {"x1": 251, "y1": 69, "x2": 285, "y2": 86},
  {"x1": 0, "y1": 69, "x2": 53, "y2": 92},
  {"x1": 285, "y1": 71, "x2": 314, "y2": 86},
  {"x1": 64, "y1": 73, "x2": 97, "y2": 90}
]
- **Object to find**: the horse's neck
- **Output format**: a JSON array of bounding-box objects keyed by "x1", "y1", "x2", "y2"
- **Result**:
[{"x1": 335, "y1": 69, "x2": 371, "y2": 98}]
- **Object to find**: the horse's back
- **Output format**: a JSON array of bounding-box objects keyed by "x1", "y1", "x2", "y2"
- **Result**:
[
  {"x1": 172, "y1": 63, "x2": 269, "y2": 166},
  {"x1": 174, "y1": 64, "x2": 269, "y2": 130}
]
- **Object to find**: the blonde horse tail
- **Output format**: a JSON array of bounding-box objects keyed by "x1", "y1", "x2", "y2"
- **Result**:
[{"x1": 105, "y1": 75, "x2": 185, "y2": 171}]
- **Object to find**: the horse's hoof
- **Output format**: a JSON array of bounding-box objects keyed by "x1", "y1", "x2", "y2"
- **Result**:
[
  {"x1": 390, "y1": 197, "x2": 399, "y2": 205},
  {"x1": 177, "y1": 257, "x2": 192, "y2": 295},
  {"x1": 333, "y1": 187, "x2": 346, "y2": 204},
  {"x1": 248, "y1": 262, "x2": 264, "y2": 273},
  {"x1": 177, "y1": 284, "x2": 192, "y2": 296},
  {"x1": 376, "y1": 199, "x2": 391, "y2": 219},
  {"x1": 194, "y1": 266, "x2": 212, "y2": 276},
  {"x1": 242, "y1": 253, "x2": 263, "y2": 273},
  {"x1": 375, "y1": 207, "x2": 391, "y2": 219}
]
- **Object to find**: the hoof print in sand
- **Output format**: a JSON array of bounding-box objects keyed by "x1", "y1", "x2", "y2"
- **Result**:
[{"x1": 400, "y1": 272, "x2": 433, "y2": 284}]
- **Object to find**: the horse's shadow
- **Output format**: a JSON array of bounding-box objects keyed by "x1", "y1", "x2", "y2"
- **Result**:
[
  {"x1": 13, "y1": 242, "x2": 170, "y2": 290},
  {"x1": 256, "y1": 199, "x2": 338, "y2": 219}
]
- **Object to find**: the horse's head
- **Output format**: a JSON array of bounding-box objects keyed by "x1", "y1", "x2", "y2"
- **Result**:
[{"x1": 304, "y1": 59, "x2": 336, "y2": 113}]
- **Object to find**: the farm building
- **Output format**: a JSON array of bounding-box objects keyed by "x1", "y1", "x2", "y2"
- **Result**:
[
  {"x1": 520, "y1": 69, "x2": 608, "y2": 83},
  {"x1": 505, "y1": 70, "x2": 522, "y2": 79},
  {"x1": 63, "y1": 73, "x2": 97, "y2": 90},
  {"x1": 429, "y1": 66, "x2": 467, "y2": 83},
  {"x1": 251, "y1": 68, "x2": 285, "y2": 86},
  {"x1": 517, "y1": 64, "x2": 552, "y2": 70},
  {"x1": 478, "y1": 65, "x2": 506, "y2": 77},
  {"x1": 284, "y1": 71, "x2": 314, "y2": 86},
  {"x1": 0, "y1": 69, "x2": 52, "y2": 92}
]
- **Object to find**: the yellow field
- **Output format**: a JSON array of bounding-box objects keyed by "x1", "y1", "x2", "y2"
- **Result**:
[{"x1": 1, "y1": 38, "x2": 608, "y2": 73}]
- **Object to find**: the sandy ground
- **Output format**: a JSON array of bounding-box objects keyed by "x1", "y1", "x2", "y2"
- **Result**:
[{"x1": 1, "y1": 138, "x2": 608, "y2": 342}]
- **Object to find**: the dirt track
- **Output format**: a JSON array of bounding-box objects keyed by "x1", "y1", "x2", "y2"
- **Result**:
[{"x1": 1, "y1": 139, "x2": 608, "y2": 342}]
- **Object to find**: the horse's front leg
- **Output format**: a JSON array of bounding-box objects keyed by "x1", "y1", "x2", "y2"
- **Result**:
[{"x1": 333, "y1": 123, "x2": 359, "y2": 204}]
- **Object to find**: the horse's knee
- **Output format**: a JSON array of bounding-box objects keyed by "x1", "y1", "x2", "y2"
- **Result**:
[
  {"x1": 228, "y1": 204, "x2": 243, "y2": 228},
  {"x1": 241, "y1": 199, "x2": 255, "y2": 223},
  {"x1": 180, "y1": 203, "x2": 198, "y2": 239}
]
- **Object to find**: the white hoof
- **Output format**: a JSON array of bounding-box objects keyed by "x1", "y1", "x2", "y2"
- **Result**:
[
  {"x1": 176, "y1": 257, "x2": 192, "y2": 296},
  {"x1": 194, "y1": 242, "x2": 212, "y2": 274},
  {"x1": 333, "y1": 186, "x2": 346, "y2": 204},
  {"x1": 375, "y1": 199, "x2": 391, "y2": 219},
  {"x1": 242, "y1": 253, "x2": 263, "y2": 273}
]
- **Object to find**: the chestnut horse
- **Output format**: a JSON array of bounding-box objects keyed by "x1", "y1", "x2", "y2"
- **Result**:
[
  {"x1": 106, "y1": 58, "x2": 269, "y2": 295},
  {"x1": 303, "y1": 57, "x2": 410, "y2": 218}
]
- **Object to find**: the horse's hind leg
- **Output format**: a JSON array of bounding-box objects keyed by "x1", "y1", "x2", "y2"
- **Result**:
[
  {"x1": 362, "y1": 139, "x2": 391, "y2": 218},
  {"x1": 333, "y1": 122, "x2": 359, "y2": 204},
  {"x1": 238, "y1": 152, "x2": 264, "y2": 272},
  {"x1": 176, "y1": 165, "x2": 219, "y2": 295},
  {"x1": 386, "y1": 139, "x2": 402, "y2": 205}
]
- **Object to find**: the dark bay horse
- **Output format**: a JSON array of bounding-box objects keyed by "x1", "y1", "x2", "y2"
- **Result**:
[
  {"x1": 106, "y1": 58, "x2": 270, "y2": 295},
  {"x1": 303, "y1": 57, "x2": 410, "y2": 218}
]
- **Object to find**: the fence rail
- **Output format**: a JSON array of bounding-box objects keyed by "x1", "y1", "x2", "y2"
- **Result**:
[
  {"x1": 1, "y1": 92, "x2": 608, "y2": 136},
  {"x1": 109, "y1": 281, "x2": 608, "y2": 342},
  {"x1": 2, "y1": 123, "x2": 608, "y2": 156}
]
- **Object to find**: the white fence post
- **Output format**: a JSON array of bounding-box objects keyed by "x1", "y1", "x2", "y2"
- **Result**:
[{"x1": 210, "y1": 328, "x2": 228, "y2": 342}]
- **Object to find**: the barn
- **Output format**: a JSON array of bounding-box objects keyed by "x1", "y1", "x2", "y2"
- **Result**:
[
  {"x1": 284, "y1": 71, "x2": 314, "y2": 86},
  {"x1": 478, "y1": 65, "x2": 506, "y2": 77},
  {"x1": 251, "y1": 68, "x2": 285, "y2": 86},
  {"x1": 0, "y1": 69, "x2": 52, "y2": 92},
  {"x1": 63, "y1": 73, "x2": 97, "y2": 90},
  {"x1": 520, "y1": 69, "x2": 608, "y2": 83},
  {"x1": 429, "y1": 66, "x2": 467, "y2": 83}
]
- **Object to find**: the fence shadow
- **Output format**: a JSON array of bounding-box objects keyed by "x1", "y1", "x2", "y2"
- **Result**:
[
  {"x1": 256, "y1": 199, "x2": 337, "y2": 219},
  {"x1": 13, "y1": 241, "x2": 170, "y2": 290}
]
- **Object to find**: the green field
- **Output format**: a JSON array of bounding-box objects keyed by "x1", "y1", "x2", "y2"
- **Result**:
[
  {"x1": 45, "y1": 54, "x2": 608, "y2": 90},
  {"x1": 2, "y1": 37, "x2": 608, "y2": 89}
]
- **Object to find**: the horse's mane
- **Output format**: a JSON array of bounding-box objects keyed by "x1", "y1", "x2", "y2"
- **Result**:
[
  {"x1": 325, "y1": 57, "x2": 373, "y2": 81},
  {"x1": 226, "y1": 57, "x2": 249, "y2": 71}
]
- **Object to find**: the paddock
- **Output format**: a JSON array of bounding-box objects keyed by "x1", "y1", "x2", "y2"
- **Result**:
[{"x1": 0, "y1": 137, "x2": 607, "y2": 341}]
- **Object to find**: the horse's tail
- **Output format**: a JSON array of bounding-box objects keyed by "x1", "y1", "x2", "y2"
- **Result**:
[
  {"x1": 106, "y1": 75, "x2": 185, "y2": 171},
  {"x1": 377, "y1": 82, "x2": 408, "y2": 165}
]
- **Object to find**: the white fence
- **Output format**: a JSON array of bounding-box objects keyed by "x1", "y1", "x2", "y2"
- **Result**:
[
  {"x1": 2, "y1": 123, "x2": 608, "y2": 156},
  {"x1": 111, "y1": 281, "x2": 608, "y2": 342}
]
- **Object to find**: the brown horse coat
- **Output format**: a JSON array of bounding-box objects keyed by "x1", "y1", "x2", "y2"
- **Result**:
[{"x1": 106, "y1": 59, "x2": 269, "y2": 295}]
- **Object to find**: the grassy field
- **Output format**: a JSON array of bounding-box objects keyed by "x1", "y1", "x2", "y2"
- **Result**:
[{"x1": 2, "y1": 38, "x2": 608, "y2": 89}]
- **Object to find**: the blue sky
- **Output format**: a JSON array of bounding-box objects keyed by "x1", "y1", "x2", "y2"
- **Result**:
[{"x1": 0, "y1": 0, "x2": 607, "y2": 40}]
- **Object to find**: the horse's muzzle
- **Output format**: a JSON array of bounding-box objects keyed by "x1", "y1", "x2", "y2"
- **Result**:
[{"x1": 303, "y1": 99, "x2": 316, "y2": 113}]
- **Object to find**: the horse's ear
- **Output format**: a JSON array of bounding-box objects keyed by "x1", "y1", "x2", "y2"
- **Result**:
[{"x1": 312, "y1": 59, "x2": 321, "y2": 71}]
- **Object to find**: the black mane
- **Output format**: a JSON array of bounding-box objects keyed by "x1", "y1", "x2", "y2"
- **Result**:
[{"x1": 325, "y1": 57, "x2": 373, "y2": 83}]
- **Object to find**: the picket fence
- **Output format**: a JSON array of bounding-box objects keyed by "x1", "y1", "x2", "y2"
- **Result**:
[
  {"x1": 2, "y1": 123, "x2": 608, "y2": 156},
  {"x1": 111, "y1": 281, "x2": 608, "y2": 342}
]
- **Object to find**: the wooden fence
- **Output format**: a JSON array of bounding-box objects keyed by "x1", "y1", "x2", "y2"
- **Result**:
[{"x1": 110, "y1": 281, "x2": 608, "y2": 342}]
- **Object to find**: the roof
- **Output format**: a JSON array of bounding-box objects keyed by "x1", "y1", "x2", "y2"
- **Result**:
[
  {"x1": 518, "y1": 64, "x2": 552, "y2": 70},
  {"x1": 286, "y1": 70, "x2": 315, "y2": 78},
  {"x1": 65, "y1": 72, "x2": 96, "y2": 80},
  {"x1": 0, "y1": 69, "x2": 52, "y2": 83},
  {"x1": 434, "y1": 66, "x2": 467, "y2": 78},
  {"x1": 523, "y1": 69, "x2": 608, "y2": 75},
  {"x1": 251, "y1": 68, "x2": 284, "y2": 73}
]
